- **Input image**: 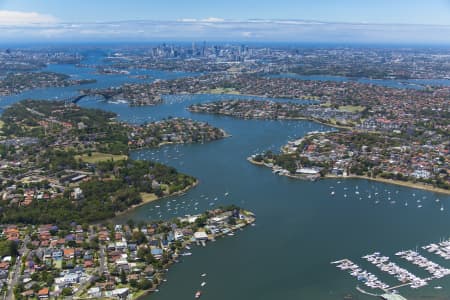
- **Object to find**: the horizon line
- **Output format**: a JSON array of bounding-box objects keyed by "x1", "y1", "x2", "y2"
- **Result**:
[{"x1": 3, "y1": 18, "x2": 450, "y2": 27}]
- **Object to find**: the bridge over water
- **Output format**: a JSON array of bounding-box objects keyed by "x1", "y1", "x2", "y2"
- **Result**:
[{"x1": 67, "y1": 91, "x2": 116, "y2": 103}]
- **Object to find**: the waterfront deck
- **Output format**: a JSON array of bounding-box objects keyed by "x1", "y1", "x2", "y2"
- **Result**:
[{"x1": 385, "y1": 282, "x2": 412, "y2": 291}]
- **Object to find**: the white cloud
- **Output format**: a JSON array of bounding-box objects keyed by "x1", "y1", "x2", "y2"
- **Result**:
[
  {"x1": 177, "y1": 17, "x2": 225, "y2": 23},
  {"x1": 200, "y1": 17, "x2": 224, "y2": 23},
  {"x1": 0, "y1": 18, "x2": 450, "y2": 44},
  {"x1": 0, "y1": 10, "x2": 58, "y2": 25},
  {"x1": 272, "y1": 20, "x2": 325, "y2": 25},
  {"x1": 178, "y1": 18, "x2": 198, "y2": 22}
]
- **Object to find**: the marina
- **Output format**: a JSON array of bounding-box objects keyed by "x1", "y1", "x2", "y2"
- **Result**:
[
  {"x1": 363, "y1": 252, "x2": 426, "y2": 289},
  {"x1": 396, "y1": 250, "x2": 450, "y2": 279},
  {"x1": 334, "y1": 238, "x2": 450, "y2": 298},
  {"x1": 331, "y1": 259, "x2": 390, "y2": 290},
  {"x1": 423, "y1": 240, "x2": 450, "y2": 260}
]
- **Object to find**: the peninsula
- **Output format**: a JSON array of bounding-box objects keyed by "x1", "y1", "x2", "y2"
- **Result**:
[
  {"x1": 0, "y1": 99, "x2": 249, "y2": 300},
  {"x1": 0, "y1": 100, "x2": 228, "y2": 225},
  {"x1": 188, "y1": 99, "x2": 449, "y2": 193},
  {"x1": 0, "y1": 72, "x2": 96, "y2": 97},
  {"x1": 80, "y1": 73, "x2": 450, "y2": 109}
]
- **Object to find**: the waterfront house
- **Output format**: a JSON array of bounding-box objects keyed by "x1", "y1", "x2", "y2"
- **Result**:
[
  {"x1": 194, "y1": 231, "x2": 208, "y2": 241},
  {"x1": 296, "y1": 168, "x2": 320, "y2": 175},
  {"x1": 174, "y1": 230, "x2": 184, "y2": 241},
  {"x1": 107, "y1": 288, "x2": 129, "y2": 300}
]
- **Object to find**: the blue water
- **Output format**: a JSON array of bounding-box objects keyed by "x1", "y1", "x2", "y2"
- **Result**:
[
  {"x1": 107, "y1": 96, "x2": 449, "y2": 300},
  {"x1": 0, "y1": 62, "x2": 198, "y2": 113},
  {"x1": 267, "y1": 73, "x2": 450, "y2": 90},
  {"x1": 0, "y1": 51, "x2": 449, "y2": 300}
]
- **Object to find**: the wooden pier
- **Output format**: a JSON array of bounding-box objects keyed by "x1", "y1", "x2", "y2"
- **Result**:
[{"x1": 385, "y1": 282, "x2": 412, "y2": 291}]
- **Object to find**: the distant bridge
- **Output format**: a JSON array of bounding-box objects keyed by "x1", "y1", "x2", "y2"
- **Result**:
[
  {"x1": 66, "y1": 91, "x2": 116, "y2": 104},
  {"x1": 64, "y1": 89, "x2": 119, "y2": 103}
]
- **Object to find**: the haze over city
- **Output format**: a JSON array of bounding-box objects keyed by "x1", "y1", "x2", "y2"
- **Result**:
[{"x1": 1, "y1": 0, "x2": 450, "y2": 43}]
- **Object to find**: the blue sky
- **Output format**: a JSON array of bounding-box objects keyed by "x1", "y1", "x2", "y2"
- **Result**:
[
  {"x1": 1, "y1": 0, "x2": 450, "y2": 24},
  {"x1": 1, "y1": 0, "x2": 450, "y2": 43}
]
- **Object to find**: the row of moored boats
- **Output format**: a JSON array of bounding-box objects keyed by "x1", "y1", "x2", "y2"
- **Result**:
[{"x1": 332, "y1": 259, "x2": 390, "y2": 290}]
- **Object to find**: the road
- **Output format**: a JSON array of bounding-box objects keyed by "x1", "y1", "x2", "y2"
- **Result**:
[
  {"x1": 5, "y1": 236, "x2": 29, "y2": 300},
  {"x1": 99, "y1": 245, "x2": 107, "y2": 275}
]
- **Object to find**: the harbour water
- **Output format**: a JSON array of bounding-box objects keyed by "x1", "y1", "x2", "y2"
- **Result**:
[
  {"x1": 267, "y1": 73, "x2": 450, "y2": 90},
  {"x1": 1, "y1": 51, "x2": 450, "y2": 300},
  {"x1": 122, "y1": 113, "x2": 450, "y2": 300}
]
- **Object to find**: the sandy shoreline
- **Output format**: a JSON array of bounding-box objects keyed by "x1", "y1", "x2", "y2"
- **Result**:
[
  {"x1": 188, "y1": 109, "x2": 352, "y2": 130},
  {"x1": 188, "y1": 92, "x2": 354, "y2": 130},
  {"x1": 247, "y1": 157, "x2": 450, "y2": 195},
  {"x1": 114, "y1": 180, "x2": 200, "y2": 218},
  {"x1": 286, "y1": 116, "x2": 353, "y2": 129}
]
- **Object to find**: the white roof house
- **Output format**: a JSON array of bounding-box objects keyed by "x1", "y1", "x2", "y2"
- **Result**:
[
  {"x1": 296, "y1": 168, "x2": 319, "y2": 175},
  {"x1": 193, "y1": 231, "x2": 208, "y2": 240}
]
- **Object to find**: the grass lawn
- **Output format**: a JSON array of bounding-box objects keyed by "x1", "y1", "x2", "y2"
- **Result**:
[
  {"x1": 54, "y1": 259, "x2": 62, "y2": 269},
  {"x1": 327, "y1": 118, "x2": 337, "y2": 124},
  {"x1": 338, "y1": 105, "x2": 366, "y2": 113},
  {"x1": 160, "y1": 184, "x2": 169, "y2": 193},
  {"x1": 140, "y1": 192, "x2": 158, "y2": 203},
  {"x1": 75, "y1": 152, "x2": 128, "y2": 163},
  {"x1": 204, "y1": 88, "x2": 240, "y2": 95},
  {"x1": 132, "y1": 290, "x2": 148, "y2": 300}
]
